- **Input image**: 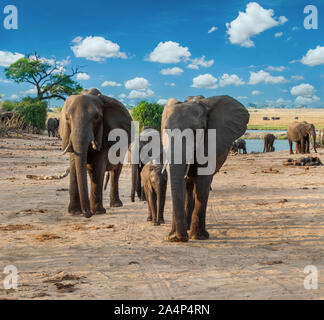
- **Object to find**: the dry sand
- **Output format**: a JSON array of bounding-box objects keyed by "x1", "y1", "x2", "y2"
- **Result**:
[{"x1": 0, "y1": 134, "x2": 323, "y2": 300}]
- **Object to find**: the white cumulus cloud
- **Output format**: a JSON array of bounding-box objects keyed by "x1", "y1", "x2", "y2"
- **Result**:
[
  {"x1": 252, "y1": 90, "x2": 263, "y2": 95},
  {"x1": 160, "y1": 67, "x2": 184, "y2": 76},
  {"x1": 275, "y1": 32, "x2": 283, "y2": 38},
  {"x1": 266, "y1": 66, "x2": 286, "y2": 72},
  {"x1": 101, "y1": 81, "x2": 122, "y2": 87},
  {"x1": 301, "y1": 46, "x2": 324, "y2": 66},
  {"x1": 208, "y1": 26, "x2": 218, "y2": 34},
  {"x1": 125, "y1": 77, "x2": 150, "y2": 90},
  {"x1": 128, "y1": 89, "x2": 154, "y2": 100},
  {"x1": 226, "y1": 2, "x2": 287, "y2": 47},
  {"x1": 295, "y1": 95, "x2": 320, "y2": 105},
  {"x1": 192, "y1": 74, "x2": 218, "y2": 89},
  {"x1": 147, "y1": 41, "x2": 191, "y2": 64},
  {"x1": 157, "y1": 99, "x2": 168, "y2": 105},
  {"x1": 290, "y1": 83, "x2": 316, "y2": 97},
  {"x1": 71, "y1": 36, "x2": 127, "y2": 62},
  {"x1": 77, "y1": 73, "x2": 90, "y2": 81},
  {"x1": 0, "y1": 51, "x2": 24, "y2": 67},
  {"x1": 249, "y1": 70, "x2": 288, "y2": 85},
  {"x1": 187, "y1": 56, "x2": 214, "y2": 70},
  {"x1": 219, "y1": 74, "x2": 245, "y2": 87}
]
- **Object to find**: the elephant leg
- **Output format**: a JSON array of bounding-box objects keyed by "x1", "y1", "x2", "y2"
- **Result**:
[
  {"x1": 185, "y1": 180, "x2": 194, "y2": 230},
  {"x1": 289, "y1": 140, "x2": 294, "y2": 154},
  {"x1": 89, "y1": 152, "x2": 107, "y2": 215},
  {"x1": 189, "y1": 175, "x2": 213, "y2": 240},
  {"x1": 147, "y1": 188, "x2": 158, "y2": 225},
  {"x1": 156, "y1": 183, "x2": 166, "y2": 225},
  {"x1": 110, "y1": 164, "x2": 123, "y2": 207},
  {"x1": 68, "y1": 154, "x2": 82, "y2": 215},
  {"x1": 136, "y1": 167, "x2": 142, "y2": 199}
]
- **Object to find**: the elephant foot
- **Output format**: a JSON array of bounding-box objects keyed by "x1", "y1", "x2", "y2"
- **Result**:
[
  {"x1": 94, "y1": 207, "x2": 107, "y2": 215},
  {"x1": 189, "y1": 230, "x2": 210, "y2": 240},
  {"x1": 158, "y1": 218, "x2": 165, "y2": 225},
  {"x1": 83, "y1": 211, "x2": 93, "y2": 219},
  {"x1": 110, "y1": 199, "x2": 123, "y2": 208},
  {"x1": 147, "y1": 216, "x2": 153, "y2": 222},
  {"x1": 153, "y1": 221, "x2": 160, "y2": 226},
  {"x1": 68, "y1": 204, "x2": 82, "y2": 215},
  {"x1": 168, "y1": 231, "x2": 189, "y2": 243}
]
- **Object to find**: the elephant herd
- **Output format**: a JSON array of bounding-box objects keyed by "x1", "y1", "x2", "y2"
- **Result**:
[{"x1": 54, "y1": 88, "x2": 318, "y2": 242}]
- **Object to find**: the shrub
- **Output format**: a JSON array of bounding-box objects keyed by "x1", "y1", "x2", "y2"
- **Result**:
[
  {"x1": 1, "y1": 97, "x2": 47, "y2": 131},
  {"x1": 131, "y1": 101, "x2": 164, "y2": 132}
]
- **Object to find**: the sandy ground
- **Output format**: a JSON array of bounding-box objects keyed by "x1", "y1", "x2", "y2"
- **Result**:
[{"x1": 0, "y1": 134, "x2": 323, "y2": 300}]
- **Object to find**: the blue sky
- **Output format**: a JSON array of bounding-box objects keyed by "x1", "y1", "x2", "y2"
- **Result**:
[{"x1": 0, "y1": 0, "x2": 323, "y2": 108}]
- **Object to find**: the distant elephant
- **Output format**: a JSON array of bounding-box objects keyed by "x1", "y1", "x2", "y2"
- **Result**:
[
  {"x1": 234, "y1": 139, "x2": 247, "y2": 154},
  {"x1": 162, "y1": 95, "x2": 249, "y2": 242},
  {"x1": 141, "y1": 161, "x2": 168, "y2": 226},
  {"x1": 130, "y1": 126, "x2": 163, "y2": 202},
  {"x1": 59, "y1": 88, "x2": 132, "y2": 218},
  {"x1": 287, "y1": 121, "x2": 317, "y2": 155},
  {"x1": 47, "y1": 118, "x2": 60, "y2": 137},
  {"x1": 263, "y1": 134, "x2": 276, "y2": 152}
]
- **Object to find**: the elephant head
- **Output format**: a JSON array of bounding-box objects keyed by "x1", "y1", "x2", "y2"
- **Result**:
[
  {"x1": 161, "y1": 95, "x2": 249, "y2": 241},
  {"x1": 59, "y1": 88, "x2": 132, "y2": 217}
]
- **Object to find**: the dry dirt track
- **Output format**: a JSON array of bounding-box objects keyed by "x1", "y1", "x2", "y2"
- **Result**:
[{"x1": 0, "y1": 134, "x2": 323, "y2": 300}]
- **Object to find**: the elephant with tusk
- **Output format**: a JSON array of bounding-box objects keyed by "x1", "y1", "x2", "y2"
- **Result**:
[
  {"x1": 161, "y1": 95, "x2": 249, "y2": 242},
  {"x1": 59, "y1": 88, "x2": 132, "y2": 218}
]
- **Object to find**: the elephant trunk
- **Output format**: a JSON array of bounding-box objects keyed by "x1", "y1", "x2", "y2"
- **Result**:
[
  {"x1": 131, "y1": 164, "x2": 137, "y2": 202},
  {"x1": 75, "y1": 153, "x2": 92, "y2": 218},
  {"x1": 169, "y1": 164, "x2": 188, "y2": 241},
  {"x1": 312, "y1": 132, "x2": 317, "y2": 153}
]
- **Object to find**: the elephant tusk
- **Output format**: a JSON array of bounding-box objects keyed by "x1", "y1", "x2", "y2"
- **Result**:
[
  {"x1": 184, "y1": 164, "x2": 191, "y2": 179},
  {"x1": 91, "y1": 140, "x2": 98, "y2": 151},
  {"x1": 161, "y1": 161, "x2": 168, "y2": 174},
  {"x1": 61, "y1": 140, "x2": 72, "y2": 156}
]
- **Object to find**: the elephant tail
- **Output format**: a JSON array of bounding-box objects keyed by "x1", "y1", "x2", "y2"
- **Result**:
[{"x1": 26, "y1": 168, "x2": 70, "y2": 181}]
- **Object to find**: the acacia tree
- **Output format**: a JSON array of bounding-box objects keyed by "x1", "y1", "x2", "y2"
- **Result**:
[{"x1": 5, "y1": 53, "x2": 83, "y2": 101}]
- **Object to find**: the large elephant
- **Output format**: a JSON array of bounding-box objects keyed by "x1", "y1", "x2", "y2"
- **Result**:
[
  {"x1": 59, "y1": 88, "x2": 132, "y2": 218},
  {"x1": 130, "y1": 126, "x2": 163, "y2": 202},
  {"x1": 263, "y1": 134, "x2": 276, "y2": 152},
  {"x1": 162, "y1": 95, "x2": 249, "y2": 242},
  {"x1": 287, "y1": 121, "x2": 317, "y2": 155}
]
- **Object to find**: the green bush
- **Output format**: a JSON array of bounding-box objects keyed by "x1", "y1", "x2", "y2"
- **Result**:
[
  {"x1": 131, "y1": 101, "x2": 164, "y2": 132},
  {"x1": 2, "y1": 97, "x2": 48, "y2": 130}
]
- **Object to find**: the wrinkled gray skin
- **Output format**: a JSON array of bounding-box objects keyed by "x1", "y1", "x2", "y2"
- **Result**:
[
  {"x1": 130, "y1": 127, "x2": 163, "y2": 202},
  {"x1": 162, "y1": 95, "x2": 249, "y2": 242},
  {"x1": 287, "y1": 121, "x2": 317, "y2": 155},
  {"x1": 47, "y1": 118, "x2": 60, "y2": 137},
  {"x1": 263, "y1": 134, "x2": 276, "y2": 152},
  {"x1": 141, "y1": 162, "x2": 168, "y2": 226},
  {"x1": 59, "y1": 88, "x2": 132, "y2": 218}
]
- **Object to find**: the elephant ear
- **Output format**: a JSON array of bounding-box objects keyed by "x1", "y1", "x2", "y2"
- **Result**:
[
  {"x1": 97, "y1": 94, "x2": 133, "y2": 145},
  {"x1": 201, "y1": 96, "x2": 250, "y2": 154},
  {"x1": 59, "y1": 96, "x2": 76, "y2": 151}
]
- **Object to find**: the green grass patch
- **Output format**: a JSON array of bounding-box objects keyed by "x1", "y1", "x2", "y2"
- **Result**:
[{"x1": 247, "y1": 125, "x2": 288, "y2": 130}]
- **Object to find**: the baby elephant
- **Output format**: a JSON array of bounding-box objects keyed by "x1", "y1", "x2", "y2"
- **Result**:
[{"x1": 141, "y1": 162, "x2": 168, "y2": 226}]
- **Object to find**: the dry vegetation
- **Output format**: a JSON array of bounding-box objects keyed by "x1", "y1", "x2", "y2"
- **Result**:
[{"x1": 248, "y1": 108, "x2": 324, "y2": 130}]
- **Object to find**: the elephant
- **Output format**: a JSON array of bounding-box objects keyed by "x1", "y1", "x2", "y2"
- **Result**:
[
  {"x1": 263, "y1": 134, "x2": 276, "y2": 152},
  {"x1": 161, "y1": 95, "x2": 249, "y2": 242},
  {"x1": 47, "y1": 118, "x2": 60, "y2": 137},
  {"x1": 130, "y1": 126, "x2": 163, "y2": 202},
  {"x1": 233, "y1": 139, "x2": 247, "y2": 154},
  {"x1": 141, "y1": 161, "x2": 168, "y2": 226},
  {"x1": 59, "y1": 88, "x2": 132, "y2": 218},
  {"x1": 287, "y1": 121, "x2": 317, "y2": 155}
]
